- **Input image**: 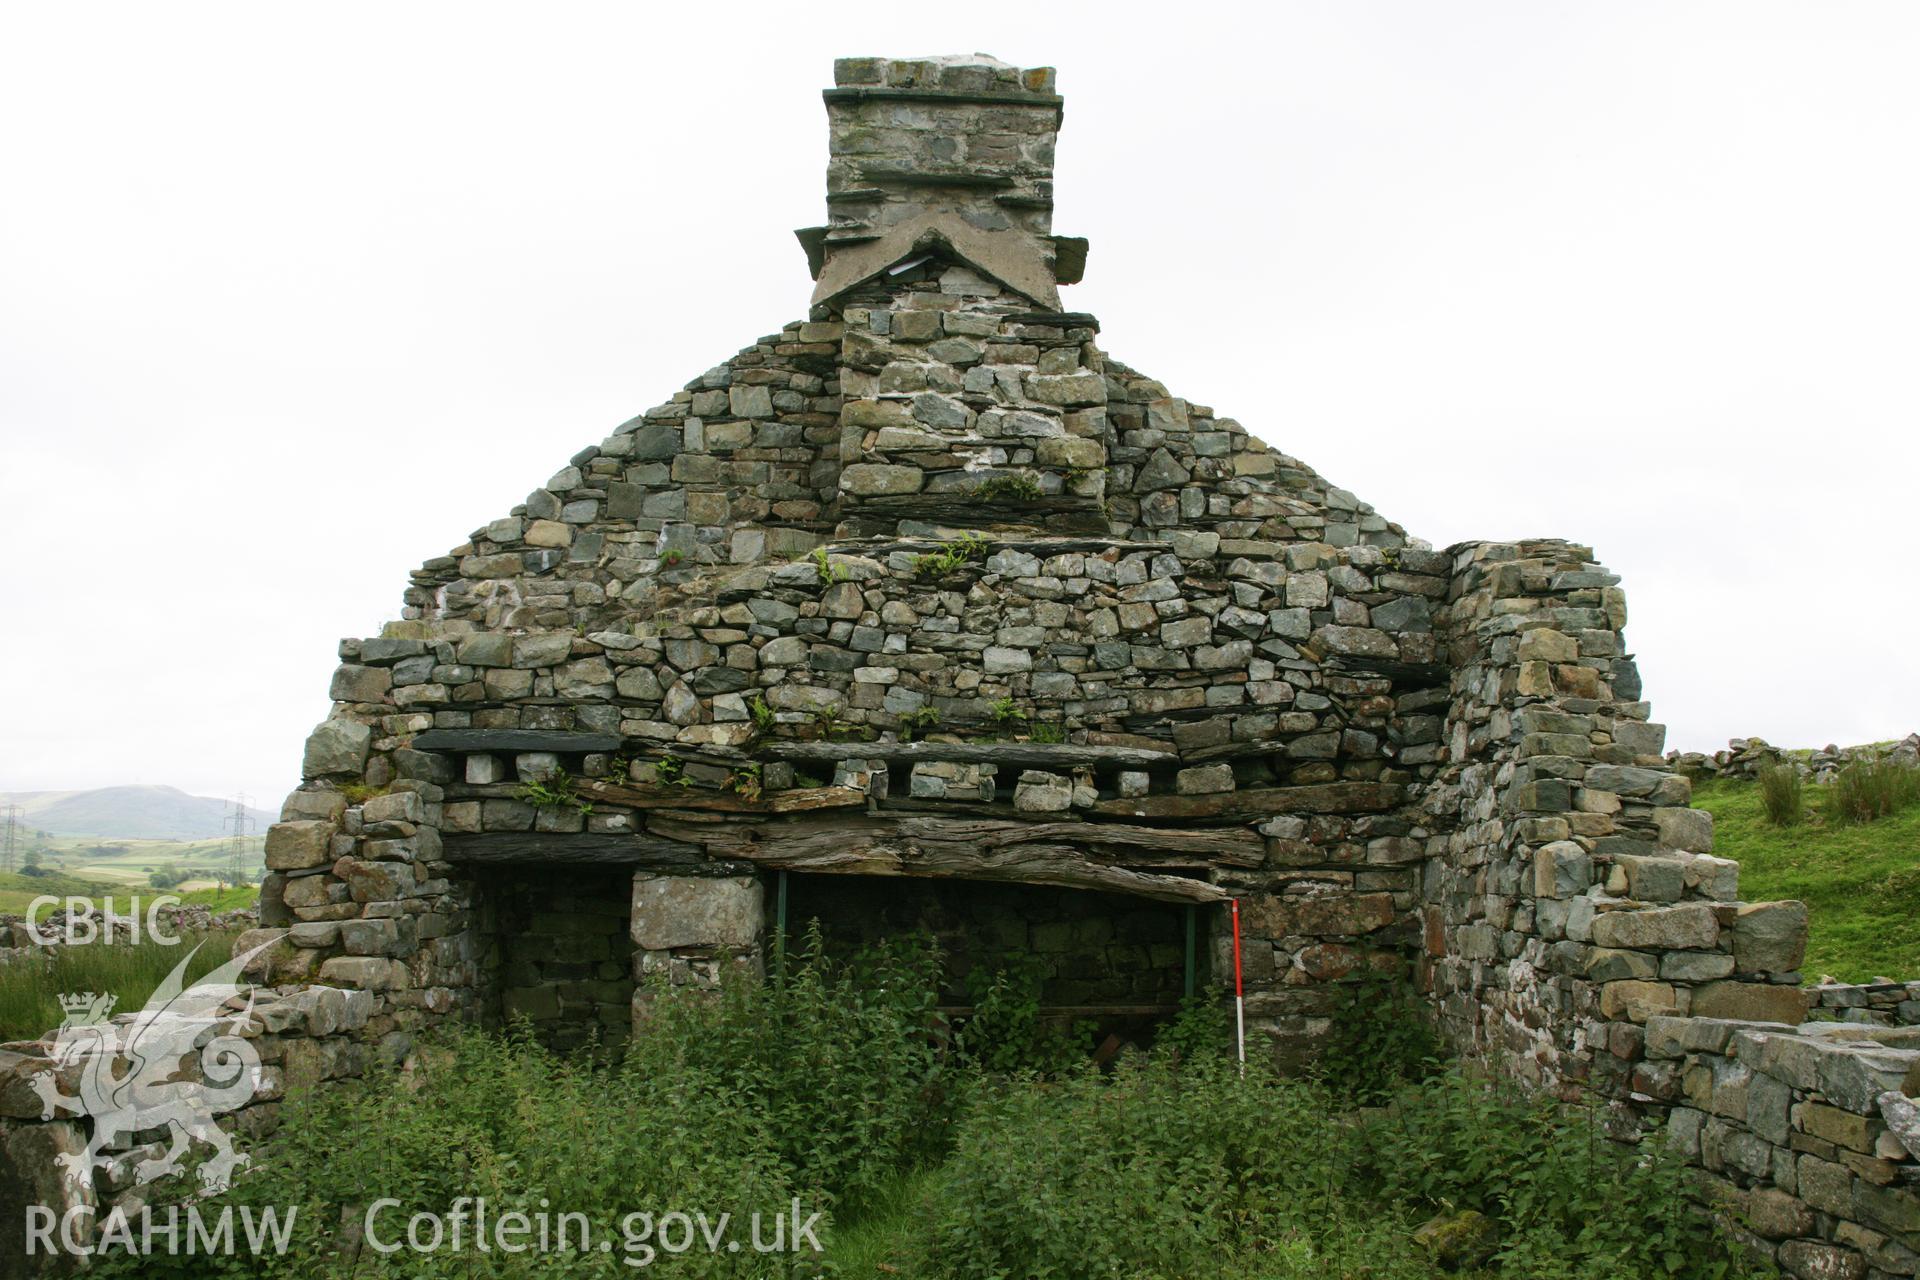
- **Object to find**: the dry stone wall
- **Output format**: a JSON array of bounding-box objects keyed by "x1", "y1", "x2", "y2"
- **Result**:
[
  {"x1": 0, "y1": 988, "x2": 373, "y2": 1273},
  {"x1": 477, "y1": 867, "x2": 634, "y2": 1051},
  {"x1": 1812, "y1": 984, "x2": 1920, "y2": 1028},
  {"x1": 274, "y1": 518, "x2": 1460, "y2": 1067},
  {"x1": 1641, "y1": 1017, "x2": 1920, "y2": 1277},
  {"x1": 1421, "y1": 539, "x2": 1812, "y2": 1087},
  {"x1": 821, "y1": 55, "x2": 1061, "y2": 247},
  {"x1": 1414, "y1": 537, "x2": 1920, "y2": 1274},
  {"x1": 1672, "y1": 735, "x2": 1920, "y2": 783}
]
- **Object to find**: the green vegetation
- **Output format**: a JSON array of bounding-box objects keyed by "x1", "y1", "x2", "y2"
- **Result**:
[
  {"x1": 746, "y1": 694, "x2": 776, "y2": 737},
  {"x1": 911, "y1": 531, "x2": 988, "y2": 579},
  {"x1": 1694, "y1": 776, "x2": 1920, "y2": 980},
  {"x1": 1755, "y1": 758, "x2": 1919, "y2": 830},
  {"x1": 1320, "y1": 968, "x2": 1444, "y2": 1105},
  {"x1": 0, "y1": 833, "x2": 266, "y2": 904},
  {"x1": 515, "y1": 769, "x2": 591, "y2": 815},
  {"x1": 898, "y1": 704, "x2": 941, "y2": 741},
  {"x1": 808, "y1": 703, "x2": 864, "y2": 741},
  {"x1": 651, "y1": 755, "x2": 691, "y2": 787},
  {"x1": 725, "y1": 762, "x2": 762, "y2": 803},
  {"x1": 112, "y1": 932, "x2": 1765, "y2": 1280},
  {"x1": 1027, "y1": 719, "x2": 1066, "y2": 744},
  {"x1": 0, "y1": 868, "x2": 119, "y2": 916},
  {"x1": 1827, "y1": 758, "x2": 1920, "y2": 825},
  {"x1": 0, "y1": 870, "x2": 257, "y2": 919},
  {"x1": 1757, "y1": 763, "x2": 1804, "y2": 826},
  {"x1": 178, "y1": 884, "x2": 260, "y2": 912},
  {"x1": 986, "y1": 696, "x2": 1027, "y2": 732},
  {"x1": 957, "y1": 951, "x2": 1086, "y2": 1074},
  {"x1": 0, "y1": 931, "x2": 240, "y2": 1042},
  {"x1": 811, "y1": 545, "x2": 845, "y2": 585}
]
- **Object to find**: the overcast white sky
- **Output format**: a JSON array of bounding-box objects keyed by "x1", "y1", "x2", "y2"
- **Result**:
[{"x1": 3, "y1": 2, "x2": 1916, "y2": 808}]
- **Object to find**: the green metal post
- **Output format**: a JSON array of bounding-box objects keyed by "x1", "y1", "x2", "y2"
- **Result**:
[
  {"x1": 774, "y1": 869, "x2": 789, "y2": 984},
  {"x1": 1184, "y1": 904, "x2": 1197, "y2": 1000}
]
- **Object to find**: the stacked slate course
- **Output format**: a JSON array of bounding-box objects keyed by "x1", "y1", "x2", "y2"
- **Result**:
[{"x1": 2, "y1": 55, "x2": 1913, "y2": 1278}]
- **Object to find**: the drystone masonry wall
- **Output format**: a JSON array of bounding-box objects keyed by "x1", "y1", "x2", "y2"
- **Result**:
[
  {"x1": 821, "y1": 55, "x2": 1061, "y2": 247},
  {"x1": 0, "y1": 988, "x2": 373, "y2": 1271},
  {"x1": 1811, "y1": 984, "x2": 1920, "y2": 1028},
  {"x1": 1416, "y1": 538, "x2": 1919, "y2": 1275},
  {"x1": 479, "y1": 867, "x2": 635, "y2": 1051},
  {"x1": 1671, "y1": 735, "x2": 1920, "y2": 783},
  {"x1": 1420, "y1": 538, "x2": 1811, "y2": 1088},
  {"x1": 1639, "y1": 1016, "x2": 1920, "y2": 1277},
  {"x1": 275, "y1": 524, "x2": 1456, "y2": 1067}
]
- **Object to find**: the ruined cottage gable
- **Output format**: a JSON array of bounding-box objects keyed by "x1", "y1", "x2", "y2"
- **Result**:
[{"x1": 297, "y1": 53, "x2": 1850, "y2": 1252}]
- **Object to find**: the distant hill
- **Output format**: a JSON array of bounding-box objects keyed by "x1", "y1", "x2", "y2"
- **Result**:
[{"x1": 0, "y1": 786, "x2": 277, "y2": 840}]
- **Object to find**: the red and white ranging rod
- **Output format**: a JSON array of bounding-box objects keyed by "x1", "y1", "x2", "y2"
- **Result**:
[{"x1": 1230, "y1": 898, "x2": 1246, "y2": 1075}]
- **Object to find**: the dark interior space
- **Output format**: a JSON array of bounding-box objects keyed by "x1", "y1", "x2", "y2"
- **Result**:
[
  {"x1": 474, "y1": 866, "x2": 634, "y2": 1053},
  {"x1": 773, "y1": 874, "x2": 1204, "y2": 1047}
]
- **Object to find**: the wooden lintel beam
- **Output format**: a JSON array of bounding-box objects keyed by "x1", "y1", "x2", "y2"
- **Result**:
[{"x1": 645, "y1": 812, "x2": 1232, "y2": 905}]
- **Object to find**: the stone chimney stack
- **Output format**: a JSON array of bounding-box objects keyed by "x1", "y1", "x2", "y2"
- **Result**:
[{"x1": 797, "y1": 54, "x2": 1086, "y2": 311}]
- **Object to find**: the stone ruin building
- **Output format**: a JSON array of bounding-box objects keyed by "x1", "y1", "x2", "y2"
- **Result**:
[{"x1": 4, "y1": 53, "x2": 1916, "y2": 1280}]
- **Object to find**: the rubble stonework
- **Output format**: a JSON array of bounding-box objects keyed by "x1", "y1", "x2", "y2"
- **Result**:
[
  {"x1": 1671, "y1": 734, "x2": 1920, "y2": 783},
  {"x1": 1, "y1": 53, "x2": 1912, "y2": 1276}
]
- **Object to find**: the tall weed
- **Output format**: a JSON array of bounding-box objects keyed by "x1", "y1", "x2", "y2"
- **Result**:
[
  {"x1": 912, "y1": 1053, "x2": 1353, "y2": 1278},
  {"x1": 625, "y1": 924, "x2": 956, "y2": 1203},
  {"x1": 1317, "y1": 968, "x2": 1443, "y2": 1105},
  {"x1": 954, "y1": 950, "x2": 1088, "y2": 1074},
  {"x1": 1757, "y1": 763, "x2": 1804, "y2": 827},
  {"x1": 1826, "y1": 759, "x2": 1920, "y2": 825},
  {"x1": 1359, "y1": 1069, "x2": 1760, "y2": 1279},
  {"x1": 91, "y1": 926, "x2": 1770, "y2": 1280},
  {"x1": 101, "y1": 1029, "x2": 802, "y2": 1278}
]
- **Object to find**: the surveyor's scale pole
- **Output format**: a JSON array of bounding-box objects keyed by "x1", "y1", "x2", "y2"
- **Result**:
[{"x1": 1230, "y1": 898, "x2": 1246, "y2": 1075}]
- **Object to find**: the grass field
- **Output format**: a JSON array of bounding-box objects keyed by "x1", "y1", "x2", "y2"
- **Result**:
[
  {"x1": 177, "y1": 884, "x2": 260, "y2": 911},
  {"x1": 0, "y1": 930, "x2": 242, "y2": 1042},
  {"x1": 0, "y1": 833, "x2": 263, "y2": 913},
  {"x1": 0, "y1": 869, "x2": 121, "y2": 916},
  {"x1": 1693, "y1": 776, "x2": 1920, "y2": 982},
  {"x1": 0, "y1": 871, "x2": 260, "y2": 917},
  {"x1": 40, "y1": 832, "x2": 264, "y2": 884}
]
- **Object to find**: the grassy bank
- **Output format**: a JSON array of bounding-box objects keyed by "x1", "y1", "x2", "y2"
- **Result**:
[{"x1": 1692, "y1": 776, "x2": 1920, "y2": 981}]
